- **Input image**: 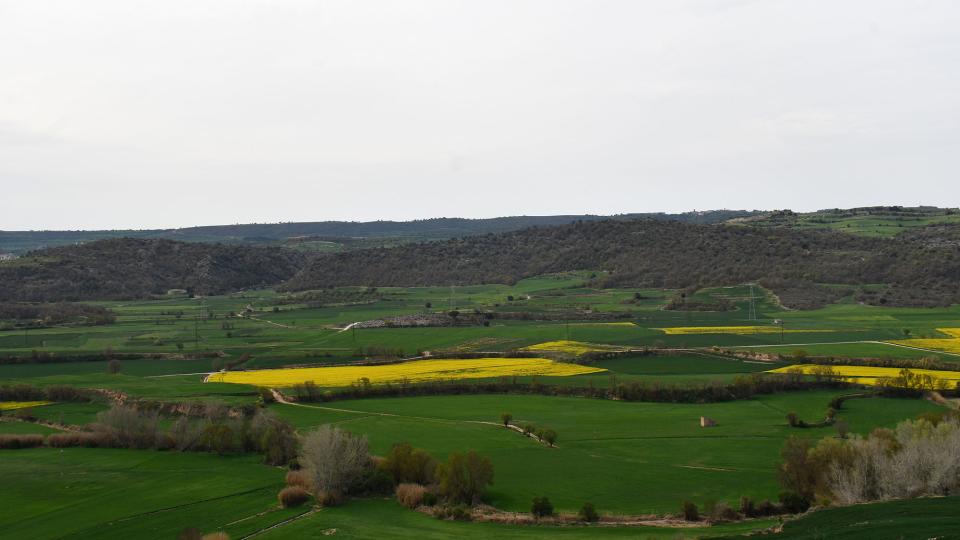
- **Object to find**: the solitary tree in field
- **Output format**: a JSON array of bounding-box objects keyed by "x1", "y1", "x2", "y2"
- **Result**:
[
  {"x1": 107, "y1": 359, "x2": 121, "y2": 374},
  {"x1": 542, "y1": 429, "x2": 557, "y2": 447},
  {"x1": 531, "y1": 496, "x2": 554, "y2": 518},
  {"x1": 500, "y1": 413, "x2": 513, "y2": 427}
]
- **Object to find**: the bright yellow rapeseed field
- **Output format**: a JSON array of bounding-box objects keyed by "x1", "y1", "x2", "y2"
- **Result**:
[
  {"x1": 767, "y1": 364, "x2": 960, "y2": 388},
  {"x1": 658, "y1": 326, "x2": 834, "y2": 335},
  {"x1": 889, "y1": 328, "x2": 960, "y2": 354},
  {"x1": 0, "y1": 401, "x2": 52, "y2": 411},
  {"x1": 521, "y1": 340, "x2": 625, "y2": 355},
  {"x1": 207, "y1": 358, "x2": 605, "y2": 388}
]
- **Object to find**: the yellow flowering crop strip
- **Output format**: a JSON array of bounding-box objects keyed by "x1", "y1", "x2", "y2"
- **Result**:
[
  {"x1": 0, "y1": 401, "x2": 52, "y2": 411},
  {"x1": 889, "y1": 328, "x2": 960, "y2": 354},
  {"x1": 767, "y1": 364, "x2": 960, "y2": 388},
  {"x1": 521, "y1": 340, "x2": 626, "y2": 355},
  {"x1": 207, "y1": 358, "x2": 605, "y2": 388},
  {"x1": 658, "y1": 326, "x2": 835, "y2": 335}
]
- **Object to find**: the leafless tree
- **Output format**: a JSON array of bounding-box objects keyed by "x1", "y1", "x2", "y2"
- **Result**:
[{"x1": 299, "y1": 425, "x2": 370, "y2": 501}]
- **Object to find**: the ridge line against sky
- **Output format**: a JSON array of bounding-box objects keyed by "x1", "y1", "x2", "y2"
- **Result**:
[
  {"x1": 1, "y1": 205, "x2": 954, "y2": 233},
  {"x1": 2, "y1": 0, "x2": 959, "y2": 230}
]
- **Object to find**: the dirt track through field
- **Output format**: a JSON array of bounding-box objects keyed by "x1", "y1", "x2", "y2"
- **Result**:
[
  {"x1": 270, "y1": 390, "x2": 556, "y2": 446},
  {"x1": 237, "y1": 509, "x2": 318, "y2": 539}
]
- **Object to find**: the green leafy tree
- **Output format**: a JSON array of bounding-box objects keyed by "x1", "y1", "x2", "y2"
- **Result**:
[
  {"x1": 531, "y1": 496, "x2": 554, "y2": 518},
  {"x1": 578, "y1": 502, "x2": 599, "y2": 522},
  {"x1": 437, "y1": 450, "x2": 494, "y2": 505}
]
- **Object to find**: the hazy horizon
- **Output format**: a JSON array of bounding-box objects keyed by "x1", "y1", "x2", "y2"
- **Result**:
[{"x1": 3, "y1": 1, "x2": 959, "y2": 230}]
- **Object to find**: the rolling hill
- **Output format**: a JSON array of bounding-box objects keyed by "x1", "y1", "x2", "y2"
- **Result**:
[
  {"x1": 282, "y1": 219, "x2": 960, "y2": 309},
  {"x1": 0, "y1": 238, "x2": 307, "y2": 302}
]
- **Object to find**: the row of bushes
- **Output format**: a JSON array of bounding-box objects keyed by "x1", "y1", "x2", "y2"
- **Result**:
[
  {"x1": 1, "y1": 404, "x2": 298, "y2": 466},
  {"x1": 680, "y1": 494, "x2": 795, "y2": 522},
  {"x1": 0, "y1": 383, "x2": 92, "y2": 402},
  {"x1": 0, "y1": 434, "x2": 45, "y2": 449},
  {"x1": 287, "y1": 373, "x2": 855, "y2": 405},
  {"x1": 0, "y1": 350, "x2": 223, "y2": 366},
  {"x1": 500, "y1": 414, "x2": 558, "y2": 446}
]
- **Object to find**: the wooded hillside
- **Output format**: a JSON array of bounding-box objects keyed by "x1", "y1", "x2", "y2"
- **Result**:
[
  {"x1": 282, "y1": 220, "x2": 960, "y2": 308},
  {"x1": 0, "y1": 239, "x2": 307, "y2": 302}
]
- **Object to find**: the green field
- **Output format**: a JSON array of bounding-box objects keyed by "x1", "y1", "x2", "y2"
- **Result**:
[
  {"x1": 272, "y1": 391, "x2": 936, "y2": 515},
  {"x1": 767, "y1": 496, "x2": 960, "y2": 539},
  {"x1": 0, "y1": 448, "x2": 293, "y2": 539}
]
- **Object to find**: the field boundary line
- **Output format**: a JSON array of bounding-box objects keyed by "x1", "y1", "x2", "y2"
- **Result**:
[
  {"x1": 238, "y1": 508, "x2": 318, "y2": 539},
  {"x1": 52, "y1": 485, "x2": 280, "y2": 539},
  {"x1": 730, "y1": 340, "x2": 960, "y2": 358}
]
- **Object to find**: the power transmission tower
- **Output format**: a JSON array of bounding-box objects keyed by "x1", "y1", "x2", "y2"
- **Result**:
[{"x1": 748, "y1": 285, "x2": 757, "y2": 321}]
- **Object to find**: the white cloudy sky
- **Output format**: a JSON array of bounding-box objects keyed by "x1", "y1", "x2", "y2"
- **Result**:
[{"x1": 1, "y1": 0, "x2": 958, "y2": 230}]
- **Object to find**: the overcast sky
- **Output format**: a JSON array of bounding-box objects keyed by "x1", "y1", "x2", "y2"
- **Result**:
[{"x1": 2, "y1": 1, "x2": 958, "y2": 230}]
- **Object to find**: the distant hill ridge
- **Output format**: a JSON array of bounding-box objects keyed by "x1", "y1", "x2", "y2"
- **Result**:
[
  {"x1": 0, "y1": 211, "x2": 759, "y2": 254},
  {"x1": 3, "y1": 211, "x2": 959, "y2": 309}
]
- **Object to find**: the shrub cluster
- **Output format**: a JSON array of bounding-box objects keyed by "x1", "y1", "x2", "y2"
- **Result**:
[
  {"x1": 4, "y1": 404, "x2": 299, "y2": 466},
  {"x1": 395, "y1": 483, "x2": 428, "y2": 508},
  {"x1": 0, "y1": 434, "x2": 44, "y2": 449},
  {"x1": 278, "y1": 486, "x2": 310, "y2": 508},
  {"x1": 779, "y1": 415, "x2": 960, "y2": 508}
]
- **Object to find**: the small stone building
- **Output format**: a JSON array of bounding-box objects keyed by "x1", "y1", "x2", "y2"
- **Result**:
[{"x1": 700, "y1": 416, "x2": 717, "y2": 428}]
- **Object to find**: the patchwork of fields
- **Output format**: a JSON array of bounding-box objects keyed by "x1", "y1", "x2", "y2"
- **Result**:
[{"x1": 3, "y1": 278, "x2": 960, "y2": 538}]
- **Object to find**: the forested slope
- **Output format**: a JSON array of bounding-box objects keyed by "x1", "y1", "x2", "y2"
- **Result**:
[
  {"x1": 282, "y1": 220, "x2": 960, "y2": 308},
  {"x1": 0, "y1": 239, "x2": 307, "y2": 301}
]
